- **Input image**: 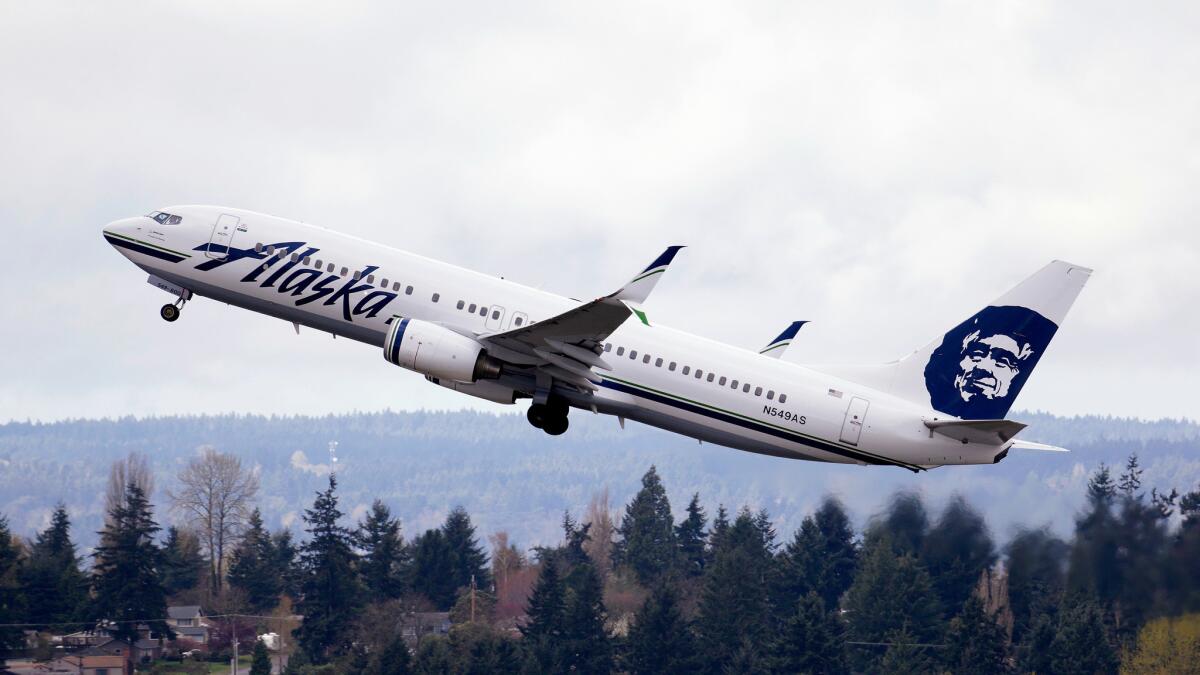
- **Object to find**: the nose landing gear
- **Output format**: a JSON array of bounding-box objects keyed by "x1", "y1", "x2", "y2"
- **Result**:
[
  {"x1": 160, "y1": 297, "x2": 186, "y2": 323},
  {"x1": 527, "y1": 400, "x2": 569, "y2": 436}
]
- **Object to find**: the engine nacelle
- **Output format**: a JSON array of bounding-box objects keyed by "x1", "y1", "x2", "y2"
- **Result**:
[
  {"x1": 383, "y1": 317, "x2": 503, "y2": 383},
  {"x1": 427, "y1": 376, "x2": 518, "y2": 405}
]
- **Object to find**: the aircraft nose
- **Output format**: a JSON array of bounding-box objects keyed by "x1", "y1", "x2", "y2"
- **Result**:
[{"x1": 102, "y1": 216, "x2": 149, "y2": 245}]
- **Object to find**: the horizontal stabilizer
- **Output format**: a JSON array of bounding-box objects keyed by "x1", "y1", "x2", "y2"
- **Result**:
[
  {"x1": 923, "y1": 418, "x2": 1027, "y2": 445},
  {"x1": 1009, "y1": 440, "x2": 1070, "y2": 453}
]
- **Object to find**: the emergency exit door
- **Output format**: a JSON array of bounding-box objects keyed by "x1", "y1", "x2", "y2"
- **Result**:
[
  {"x1": 206, "y1": 214, "x2": 240, "y2": 260},
  {"x1": 839, "y1": 397, "x2": 870, "y2": 445}
]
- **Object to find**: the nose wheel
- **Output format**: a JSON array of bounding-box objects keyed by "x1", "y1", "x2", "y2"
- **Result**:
[
  {"x1": 160, "y1": 297, "x2": 186, "y2": 323},
  {"x1": 527, "y1": 401, "x2": 569, "y2": 436}
]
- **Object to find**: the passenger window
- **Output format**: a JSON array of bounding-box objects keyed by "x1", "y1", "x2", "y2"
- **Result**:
[
  {"x1": 755, "y1": 387, "x2": 763, "y2": 396},
  {"x1": 731, "y1": 380, "x2": 738, "y2": 389},
  {"x1": 604, "y1": 343, "x2": 612, "y2": 352},
  {"x1": 341, "y1": 267, "x2": 349, "y2": 277},
  {"x1": 653, "y1": 357, "x2": 661, "y2": 366},
  {"x1": 492, "y1": 310, "x2": 500, "y2": 320},
  {"x1": 779, "y1": 394, "x2": 787, "y2": 403},
  {"x1": 682, "y1": 366, "x2": 690, "y2": 375},
  {"x1": 695, "y1": 370, "x2": 703, "y2": 379},
  {"x1": 432, "y1": 293, "x2": 440, "y2": 303},
  {"x1": 617, "y1": 347, "x2": 625, "y2": 356},
  {"x1": 669, "y1": 362, "x2": 677, "y2": 371},
  {"x1": 290, "y1": 253, "x2": 299, "y2": 263},
  {"x1": 743, "y1": 383, "x2": 751, "y2": 393},
  {"x1": 515, "y1": 317, "x2": 524, "y2": 326},
  {"x1": 266, "y1": 245, "x2": 275, "y2": 255},
  {"x1": 643, "y1": 354, "x2": 651, "y2": 364},
  {"x1": 767, "y1": 390, "x2": 775, "y2": 400},
  {"x1": 468, "y1": 303, "x2": 477, "y2": 313},
  {"x1": 255, "y1": 243, "x2": 263, "y2": 253},
  {"x1": 382, "y1": 278, "x2": 389, "y2": 287},
  {"x1": 719, "y1": 376, "x2": 727, "y2": 386},
  {"x1": 352, "y1": 270, "x2": 360, "y2": 280},
  {"x1": 707, "y1": 373, "x2": 715, "y2": 383},
  {"x1": 480, "y1": 307, "x2": 487, "y2": 317},
  {"x1": 327, "y1": 263, "x2": 335, "y2": 273},
  {"x1": 405, "y1": 285, "x2": 413, "y2": 295},
  {"x1": 368, "y1": 275, "x2": 375, "y2": 284},
  {"x1": 302, "y1": 256, "x2": 311, "y2": 265},
  {"x1": 630, "y1": 350, "x2": 638, "y2": 359},
  {"x1": 457, "y1": 301, "x2": 465, "y2": 310},
  {"x1": 315, "y1": 259, "x2": 323, "y2": 268}
]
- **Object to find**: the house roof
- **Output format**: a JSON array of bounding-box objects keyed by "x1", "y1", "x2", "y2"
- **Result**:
[{"x1": 167, "y1": 605, "x2": 203, "y2": 620}]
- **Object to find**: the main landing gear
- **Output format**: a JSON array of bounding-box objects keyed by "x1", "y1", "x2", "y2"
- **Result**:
[
  {"x1": 160, "y1": 297, "x2": 186, "y2": 323},
  {"x1": 527, "y1": 400, "x2": 569, "y2": 436}
]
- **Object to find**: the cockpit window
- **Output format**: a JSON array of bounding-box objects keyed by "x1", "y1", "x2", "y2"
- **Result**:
[{"x1": 147, "y1": 211, "x2": 181, "y2": 225}]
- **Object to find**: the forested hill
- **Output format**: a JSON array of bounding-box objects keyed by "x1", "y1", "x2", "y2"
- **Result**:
[{"x1": 1, "y1": 410, "x2": 1197, "y2": 550}]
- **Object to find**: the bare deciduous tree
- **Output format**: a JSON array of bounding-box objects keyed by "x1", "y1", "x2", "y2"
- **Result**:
[
  {"x1": 168, "y1": 446, "x2": 260, "y2": 594},
  {"x1": 583, "y1": 487, "x2": 615, "y2": 574},
  {"x1": 105, "y1": 452, "x2": 154, "y2": 519},
  {"x1": 489, "y1": 531, "x2": 526, "y2": 593}
]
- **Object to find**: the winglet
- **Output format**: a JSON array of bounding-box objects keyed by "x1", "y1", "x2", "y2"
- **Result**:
[
  {"x1": 610, "y1": 246, "x2": 685, "y2": 304},
  {"x1": 760, "y1": 321, "x2": 808, "y2": 358}
]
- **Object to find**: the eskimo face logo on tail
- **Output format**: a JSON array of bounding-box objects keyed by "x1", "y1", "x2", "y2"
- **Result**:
[{"x1": 923, "y1": 305, "x2": 1058, "y2": 420}]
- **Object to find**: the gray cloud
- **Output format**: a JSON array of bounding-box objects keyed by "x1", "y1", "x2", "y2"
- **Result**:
[{"x1": 1, "y1": 1, "x2": 1197, "y2": 421}]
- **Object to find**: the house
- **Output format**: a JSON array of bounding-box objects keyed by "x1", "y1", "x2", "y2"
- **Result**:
[
  {"x1": 166, "y1": 606, "x2": 210, "y2": 645},
  {"x1": 401, "y1": 612, "x2": 451, "y2": 645}
]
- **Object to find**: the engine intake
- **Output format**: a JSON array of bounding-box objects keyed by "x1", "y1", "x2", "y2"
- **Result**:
[{"x1": 383, "y1": 317, "x2": 503, "y2": 383}]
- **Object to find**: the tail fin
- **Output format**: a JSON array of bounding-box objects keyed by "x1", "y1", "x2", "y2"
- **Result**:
[{"x1": 854, "y1": 261, "x2": 1092, "y2": 420}]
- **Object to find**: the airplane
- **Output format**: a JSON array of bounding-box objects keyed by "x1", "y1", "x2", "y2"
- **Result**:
[{"x1": 103, "y1": 206, "x2": 1091, "y2": 471}]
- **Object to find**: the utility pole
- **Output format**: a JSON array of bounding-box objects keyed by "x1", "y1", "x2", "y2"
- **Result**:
[
  {"x1": 470, "y1": 574, "x2": 477, "y2": 623},
  {"x1": 232, "y1": 628, "x2": 239, "y2": 675}
]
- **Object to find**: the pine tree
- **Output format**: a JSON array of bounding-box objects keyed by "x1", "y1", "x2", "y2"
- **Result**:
[
  {"x1": 0, "y1": 515, "x2": 24, "y2": 651},
  {"x1": 706, "y1": 504, "x2": 730, "y2": 567},
  {"x1": 520, "y1": 560, "x2": 566, "y2": 673},
  {"x1": 372, "y1": 633, "x2": 413, "y2": 675},
  {"x1": 91, "y1": 481, "x2": 172, "y2": 643},
  {"x1": 272, "y1": 529, "x2": 301, "y2": 598},
  {"x1": 1018, "y1": 612, "x2": 1058, "y2": 675},
  {"x1": 695, "y1": 510, "x2": 774, "y2": 672},
  {"x1": 19, "y1": 504, "x2": 85, "y2": 626},
  {"x1": 442, "y1": 506, "x2": 491, "y2": 595},
  {"x1": 1005, "y1": 527, "x2": 1067, "y2": 644},
  {"x1": 250, "y1": 638, "x2": 272, "y2": 675},
  {"x1": 411, "y1": 529, "x2": 456, "y2": 609},
  {"x1": 615, "y1": 466, "x2": 677, "y2": 585},
  {"x1": 161, "y1": 526, "x2": 205, "y2": 597},
  {"x1": 921, "y1": 495, "x2": 996, "y2": 616},
  {"x1": 878, "y1": 622, "x2": 935, "y2": 675},
  {"x1": 560, "y1": 561, "x2": 612, "y2": 673},
  {"x1": 1067, "y1": 465, "x2": 1121, "y2": 609},
  {"x1": 1118, "y1": 453, "x2": 1143, "y2": 498},
  {"x1": 357, "y1": 500, "x2": 407, "y2": 600},
  {"x1": 293, "y1": 475, "x2": 364, "y2": 663},
  {"x1": 778, "y1": 497, "x2": 858, "y2": 613},
  {"x1": 943, "y1": 596, "x2": 1010, "y2": 674},
  {"x1": 625, "y1": 584, "x2": 697, "y2": 674},
  {"x1": 772, "y1": 592, "x2": 847, "y2": 675},
  {"x1": 675, "y1": 493, "x2": 707, "y2": 577},
  {"x1": 1050, "y1": 596, "x2": 1118, "y2": 675},
  {"x1": 844, "y1": 534, "x2": 942, "y2": 673},
  {"x1": 228, "y1": 509, "x2": 282, "y2": 613}
]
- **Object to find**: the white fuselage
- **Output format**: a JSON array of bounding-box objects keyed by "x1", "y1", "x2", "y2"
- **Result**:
[{"x1": 104, "y1": 205, "x2": 1006, "y2": 470}]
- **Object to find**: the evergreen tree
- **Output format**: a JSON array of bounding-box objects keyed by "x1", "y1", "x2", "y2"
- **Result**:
[
  {"x1": 1067, "y1": 465, "x2": 1121, "y2": 609},
  {"x1": 778, "y1": 497, "x2": 858, "y2": 612},
  {"x1": 942, "y1": 596, "x2": 1010, "y2": 674},
  {"x1": 91, "y1": 481, "x2": 172, "y2": 642},
  {"x1": 625, "y1": 584, "x2": 698, "y2": 675},
  {"x1": 1117, "y1": 453, "x2": 1142, "y2": 498},
  {"x1": 1168, "y1": 486, "x2": 1200, "y2": 613},
  {"x1": 560, "y1": 561, "x2": 612, "y2": 673},
  {"x1": 0, "y1": 515, "x2": 24, "y2": 651},
  {"x1": 772, "y1": 592, "x2": 847, "y2": 675},
  {"x1": 442, "y1": 506, "x2": 491, "y2": 595},
  {"x1": 293, "y1": 475, "x2": 364, "y2": 663},
  {"x1": 250, "y1": 638, "x2": 272, "y2": 675},
  {"x1": 675, "y1": 493, "x2": 707, "y2": 577},
  {"x1": 844, "y1": 534, "x2": 942, "y2": 673},
  {"x1": 161, "y1": 526, "x2": 205, "y2": 597},
  {"x1": 878, "y1": 622, "x2": 935, "y2": 675},
  {"x1": 1050, "y1": 596, "x2": 1118, "y2": 675},
  {"x1": 1113, "y1": 477, "x2": 1172, "y2": 639},
  {"x1": 706, "y1": 504, "x2": 730, "y2": 568},
  {"x1": 615, "y1": 466, "x2": 678, "y2": 584},
  {"x1": 921, "y1": 495, "x2": 996, "y2": 616},
  {"x1": 272, "y1": 529, "x2": 301, "y2": 598},
  {"x1": 413, "y1": 635, "x2": 452, "y2": 674},
  {"x1": 695, "y1": 510, "x2": 774, "y2": 673},
  {"x1": 411, "y1": 529, "x2": 456, "y2": 609},
  {"x1": 19, "y1": 504, "x2": 85, "y2": 626},
  {"x1": 869, "y1": 491, "x2": 929, "y2": 555},
  {"x1": 372, "y1": 633, "x2": 412, "y2": 675},
  {"x1": 228, "y1": 509, "x2": 282, "y2": 613},
  {"x1": 357, "y1": 500, "x2": 407, "y2": 600},
  {"x1": 520, "y1": 560, "x2": 566, "y2": 673},
  {"x1": 1018, "y1": 612, "x2": 1058, "y2": 675}
]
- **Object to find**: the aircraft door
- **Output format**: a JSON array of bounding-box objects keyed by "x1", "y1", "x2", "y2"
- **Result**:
[
  {"x1": 485, "y1": 305, "x2": 506, "y2": 331},
  {"x1": 839, "y1": 396, "x2": 870, "y2": 445},
  {"x1": 206, "y1": 213, "x2": 240, "y2": 260}
]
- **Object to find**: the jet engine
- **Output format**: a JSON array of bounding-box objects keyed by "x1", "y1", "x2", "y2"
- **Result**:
[
  {"x1": 383, "y1": 317, "x2": 503, "y2": 383},
  {"x1": 426, "y1": 376, "x2": 519, "y2": 405}
]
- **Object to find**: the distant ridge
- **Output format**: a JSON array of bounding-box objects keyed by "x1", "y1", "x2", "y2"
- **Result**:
[{"x1": 1, "y1": 410, "x2": 1197, "y2": 551}]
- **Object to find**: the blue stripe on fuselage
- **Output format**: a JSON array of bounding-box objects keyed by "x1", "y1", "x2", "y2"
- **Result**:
[{"x1": 104, "y1": 235, "x2": 186, "y2": 263}]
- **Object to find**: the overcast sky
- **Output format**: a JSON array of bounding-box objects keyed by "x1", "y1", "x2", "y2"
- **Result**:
[{"x1": 1, "y1": 1, "x2": 1197, "y2": 423}]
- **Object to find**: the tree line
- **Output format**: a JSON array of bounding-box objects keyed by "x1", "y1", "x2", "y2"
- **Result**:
[{"x1": 1, "y1": 451, "x2": 1200, "y2": 673}]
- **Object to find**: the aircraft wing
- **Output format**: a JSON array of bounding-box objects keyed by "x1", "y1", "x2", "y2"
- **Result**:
[{"x1": 481, "y1": 246, "x2": 685, "y2": 392}]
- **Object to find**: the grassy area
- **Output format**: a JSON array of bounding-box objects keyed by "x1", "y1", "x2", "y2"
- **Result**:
[{"x1": 137, "y1": 655, "x2": 252, "y2": 674}]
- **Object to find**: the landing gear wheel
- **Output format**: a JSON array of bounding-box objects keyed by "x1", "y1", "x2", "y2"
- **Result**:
[
  {"x1": 160, "y1": 304, "x2": 180, "y2": 322},
  {"x1": 526, "y1": 404, "x2": 547, "y2": 429},
  {"x1": 543, "y1": 415, "x2": 569, "y2": 436}
]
